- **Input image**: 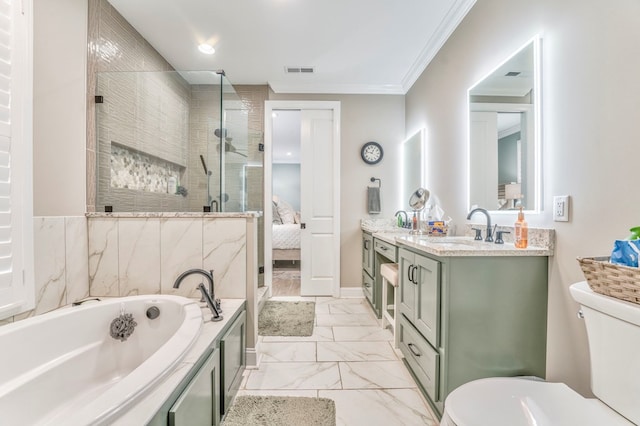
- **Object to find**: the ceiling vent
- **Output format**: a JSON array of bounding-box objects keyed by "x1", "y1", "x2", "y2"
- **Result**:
[
  {"x1": 285, "y1": 66, "x2": 315, "y2": 74},
  {"x1": 505, "y1": 71, "x2": 521, "y2": 77}
]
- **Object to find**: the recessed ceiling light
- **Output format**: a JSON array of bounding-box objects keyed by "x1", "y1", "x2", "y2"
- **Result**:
[
  {"x1": 272, "y1": 112, "x2": 279, "y2": 118},
  {"x1": 286, "y1": 152, "x2": 292, "y2": 156},
  {"x1": 198, "y1": 43, "x2": 215, "y2": 55}
]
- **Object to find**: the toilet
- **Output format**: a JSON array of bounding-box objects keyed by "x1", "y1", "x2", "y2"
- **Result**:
[{"x1": 441, "y1": 281, "x2": 638, "y2": 426}]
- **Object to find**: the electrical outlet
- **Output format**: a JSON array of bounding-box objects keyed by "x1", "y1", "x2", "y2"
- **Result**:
[{"x1": 553, "y1": 195, "x2": 570, "y2": 222}]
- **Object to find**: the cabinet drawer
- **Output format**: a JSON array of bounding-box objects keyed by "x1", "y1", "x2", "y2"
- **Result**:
[
  {"x1": 399, "y1": 315, "x2": 439, "y2": 401},
  {"x1": 374, "y1": 239, "x2": 397, "y2": 262}
]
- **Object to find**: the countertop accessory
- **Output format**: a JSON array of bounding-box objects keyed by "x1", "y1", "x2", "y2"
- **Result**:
[
  {"x1": 577, "y1": 256, "x2": 640, "y2": 305},
  {"x1": 361, "y1": 141, "x2": 383, "y2": 165},
  {"x1": 408, "y1": 187, "x2": 429, "y2": 235}
]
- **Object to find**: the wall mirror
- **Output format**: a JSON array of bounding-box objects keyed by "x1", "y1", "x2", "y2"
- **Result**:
[
  {"x1": 402, "y1": 129, "x2": 425, "y2": 210},
  {"x1": 468, "y1": 36, "x2": 541, "y2": 213}
]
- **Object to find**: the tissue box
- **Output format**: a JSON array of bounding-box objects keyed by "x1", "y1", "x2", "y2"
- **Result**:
[{"x1": 426, "y1": 221, "x2": 448, "y2": 236}]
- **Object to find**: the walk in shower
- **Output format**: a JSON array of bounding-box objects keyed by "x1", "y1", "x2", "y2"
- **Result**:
[{"x1": 95, "y1": 70, "x2": 259, "y2": 213}]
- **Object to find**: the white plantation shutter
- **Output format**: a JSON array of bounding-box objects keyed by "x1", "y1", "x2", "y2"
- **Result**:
[{"x1": 0, "y1": 0, "x2": 33, "y2": 318}]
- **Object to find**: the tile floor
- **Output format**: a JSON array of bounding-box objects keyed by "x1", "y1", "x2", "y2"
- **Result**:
[{"x1": 238, "y1": 296, "x2": 439, "y2": 426}]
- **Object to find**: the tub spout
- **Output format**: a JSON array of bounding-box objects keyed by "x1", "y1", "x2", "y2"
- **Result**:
[{"x1": 174, "y1": 269, "x2": 222, "y2": 321}]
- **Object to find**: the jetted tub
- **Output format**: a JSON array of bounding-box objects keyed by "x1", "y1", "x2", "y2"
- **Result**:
[{"x1": 0, "y1": 295, "x2": 203, "y2": 425}]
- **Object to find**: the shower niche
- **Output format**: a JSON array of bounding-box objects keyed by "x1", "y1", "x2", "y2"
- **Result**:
[{"x1": 95, "y1": 70, "x2": 256, "y2": 213}]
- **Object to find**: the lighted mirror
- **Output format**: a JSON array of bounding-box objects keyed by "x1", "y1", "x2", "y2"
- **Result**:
[
  {"x1": 468, "y1": 36, "x2": 541, "y2": 212},
  {"x1": 402, "y1": 129, "x2": 425, "y2": 210}
]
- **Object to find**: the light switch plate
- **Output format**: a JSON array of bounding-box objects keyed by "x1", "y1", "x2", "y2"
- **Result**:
[{"x1": 553, "y1": 195, "x2": 570, "y2": 222}]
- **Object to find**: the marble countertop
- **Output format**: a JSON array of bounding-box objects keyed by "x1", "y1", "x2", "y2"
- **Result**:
[
  {"x1": 395, "y1": 235, "x2": 553, "y2": 257},
  {"x1": 112, "y1": 298, "x2": 246, "y2": 425},
  {"x1": 87, "y1": 212, "x2": 262, "y2": 218}
]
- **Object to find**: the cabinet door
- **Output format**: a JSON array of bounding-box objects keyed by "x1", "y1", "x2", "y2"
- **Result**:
[
  {"x1": 221, "y1": 311, "x2": 246, "y2": 416},
  {"x1": 362, "y1": 232, "x2": 374, "y2": 276},
  {"x1": 415, "y1": 254, "x2": 440, "y2": 347},
  {"x1": 169, "y1": 348, "x2": 220, "y2": 426},
  {"x1": 398, "y1": 248, "x2": 416, "y2": 322}
]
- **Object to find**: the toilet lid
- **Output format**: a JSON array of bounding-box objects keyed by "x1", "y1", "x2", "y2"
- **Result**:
[{"x1": 444, "y1": 378, "x2": 632, "y2": 426}]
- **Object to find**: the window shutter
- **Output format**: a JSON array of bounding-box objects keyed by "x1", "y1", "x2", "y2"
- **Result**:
[{"x1": 0, "y1": 0, "x2": 13, "y2": 290}]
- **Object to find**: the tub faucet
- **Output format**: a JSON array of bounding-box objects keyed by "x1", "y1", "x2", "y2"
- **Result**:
[
  {"x1": 466, "y1": 207, "x2": 493, "y2": 242},
  {"x1": 395, "y1": 210, "x2": 408, "y2": 228},
  {"x1": 173, "y1": 269, "x2": 223, "y2": 322}
]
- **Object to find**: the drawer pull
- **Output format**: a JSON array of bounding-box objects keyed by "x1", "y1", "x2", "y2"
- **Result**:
[
  {"x1": 410, "y1": 265, "x2": 418, "y2": 284},
  {"x1": 380, "y1": 246, "x2": 388, "y2": 251},
  {"x1": 407, "y1": 265, "x2": 413, "y2": 283},
  {"x1": 364, "y1": 283, "x2": 371, "y2": 288},
  {"x1": 364, "y1": 240, "x2": 370, "y2": 249},
  {"x1": 408, "y1": 343, "x2": 422, "y2": 357}
]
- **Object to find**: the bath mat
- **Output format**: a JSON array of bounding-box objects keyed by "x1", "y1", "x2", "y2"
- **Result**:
[
  {"x1": 258, "y1": 300, "x2": 315, "y2": 336},
  {"x1": 222, "y1": 396, "x2": 335, "y2": 426}
]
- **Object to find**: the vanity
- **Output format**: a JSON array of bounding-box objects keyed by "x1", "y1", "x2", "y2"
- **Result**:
[{"x1": 395, "y1": 234, "x2": 552, "y2": 418}]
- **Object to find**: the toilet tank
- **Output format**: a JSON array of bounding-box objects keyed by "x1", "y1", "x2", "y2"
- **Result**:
[{"x1": 570, "y1": 281, "x2": 640, "y2": 425}]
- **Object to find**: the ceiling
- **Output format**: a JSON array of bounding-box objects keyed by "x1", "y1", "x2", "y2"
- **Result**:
[{"x1": 107, "y1": 0, "x2": 476, "y2": 95}]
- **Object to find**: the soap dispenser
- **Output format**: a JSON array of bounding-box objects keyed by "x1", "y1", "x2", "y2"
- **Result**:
[{"x1": 514, "y1": 206, "x2": 528, "y2": 249}]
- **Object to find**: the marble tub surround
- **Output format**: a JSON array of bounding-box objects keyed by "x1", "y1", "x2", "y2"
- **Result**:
[
  {"x1": 88, "y1": 216, "x2": 248, "y2": 298},
  {"x1": 241, "y1": 296, "x2": 438, "y2": 426},
  {"x1": 4, "y1": 217, "x2": 90, "y2": 324},
  {"x1": 111, "y1": 299, "x2": 246, "y2": 426}
]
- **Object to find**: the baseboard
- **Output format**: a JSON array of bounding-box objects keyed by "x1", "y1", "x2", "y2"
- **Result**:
[
  {"x1": 245, "y1": 344, "x2": 261, "y2": 368},
  {"x1": 340, "y1": 287, "x2": 364, "y2": 298}
]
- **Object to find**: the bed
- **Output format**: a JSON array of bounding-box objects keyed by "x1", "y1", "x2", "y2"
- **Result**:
[{"x1": 272, "y1": 197, "x2": 300, "y2": 262}]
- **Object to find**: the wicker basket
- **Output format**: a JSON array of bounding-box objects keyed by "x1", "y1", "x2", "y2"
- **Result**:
[{"x1": 577, "y1": 256, "x2": 640, "y2": 305}]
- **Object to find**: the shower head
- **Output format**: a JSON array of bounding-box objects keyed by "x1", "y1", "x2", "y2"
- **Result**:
[{"x1": 214, "y1": 128, "x2": 227, "y2": 138}]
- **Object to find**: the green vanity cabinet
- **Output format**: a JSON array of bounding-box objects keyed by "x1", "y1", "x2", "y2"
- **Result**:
[
  {"x1": 220, "y1": 310, "x2": 246, "y2": 416},
  {"x1": 398, "y1": 246, "x2": 548, "y2": 418},
  {"x1": 362, "y1": 232, "x2": 378, "y2": 316}
]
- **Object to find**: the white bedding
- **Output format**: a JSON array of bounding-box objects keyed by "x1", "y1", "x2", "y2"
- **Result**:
[{"x1": 272, "y1": 223, "x2": 300, "y2": 249}]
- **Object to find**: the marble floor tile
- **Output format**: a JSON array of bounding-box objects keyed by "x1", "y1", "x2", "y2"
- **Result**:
[
  {"x1": 236, "y1": 389, "x2": 318, "y2": 398},
  {"x1": 245, "y1": 362, "x2": 341, "y2": 390},
  {"x1": 315, "y1": 302, "x2": 331, "y2": 314},
  {"x1": 316, "y1": 313, "x2": 379, "y2": 327},
  {"x1": 315, "y1": 297, "x2": 367, "y2": 305},
  {"x1": 261, "y1": 326, "x2": 334, "y2": 343},
  {"x1": 332, "y1": 326, "x2": 393, "y2": 342},
  {"x1": 259, "y1": 342, "x2": 317, "y2": 362},
  {"x1": 329, "y1": 301, "x2": 373, "y2": 314},
  {"x1": 339, "y1": 361, "x2": 416, "y2": 389},
  {"x1": 317, "y1": 341, "x2": 398, "y2": 362},
  {"x1": 319, "y1": 389, "x2": 437, "y2": 426}
]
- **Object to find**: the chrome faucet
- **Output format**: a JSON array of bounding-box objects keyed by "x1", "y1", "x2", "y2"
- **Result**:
[
  {"x1": 394, "y1": 210, "x2": 409, "y2": 228},
  {"x1": 466, "y1": 207, "x2": 493, "y2": 242},
  {"x1": 173, "y1": 269, "x2": 223, "y2": 322}
]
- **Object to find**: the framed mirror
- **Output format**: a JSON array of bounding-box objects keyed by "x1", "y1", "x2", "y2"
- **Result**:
[
  {"x1": 468, "y1": 36, "x2": 541, "y2": 213},
  {"x1": 401, "y1": 129, "x2": 425, "y2": 210}
]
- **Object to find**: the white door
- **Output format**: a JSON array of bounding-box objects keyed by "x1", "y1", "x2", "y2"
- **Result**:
[{"x1": 300, "y1": 109, "x2": 336, "y2": 296}]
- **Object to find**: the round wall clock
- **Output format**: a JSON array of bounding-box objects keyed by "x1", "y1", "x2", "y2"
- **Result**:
[{"x1": 361, "y1": 141, "x2": 383, "y2": 165}]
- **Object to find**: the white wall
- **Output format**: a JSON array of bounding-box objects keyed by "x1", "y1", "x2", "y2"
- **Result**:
[
  {"x1": 405, "y1": 0, "x2": 640, "y2": 396},
  {"x1": 269, "y1": 92, "x2": 406, "y2": 287},
  {"x1": 33, "y1": 0, "x2": 87, "y2": 216}
]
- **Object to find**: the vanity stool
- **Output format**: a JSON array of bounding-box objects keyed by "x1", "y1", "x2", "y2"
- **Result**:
[{"x1": 380, "y1": 262, "x2": 399, "y2": 347}]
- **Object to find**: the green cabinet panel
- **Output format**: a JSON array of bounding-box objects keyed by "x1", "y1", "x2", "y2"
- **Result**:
[
  {"x1": 220, "y1": 310, "x2": 246, "y2": 416},
  {"x1": 362, "y1": 232, "x2": 374, "y2": 276},
  {"x1": 398, "y1": 244, "x2": 548, "y2": 418},
  {"x1": 168, "y1": 348, "x2": 220, "y2": 426}
]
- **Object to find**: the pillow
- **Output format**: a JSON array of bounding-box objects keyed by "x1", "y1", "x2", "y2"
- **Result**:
[
  {"x1": 276, "y1": 199, "x2": 296, "y2": 224},
  {"x1": 272, "y1": 201, "x2": 282, "y2": 224},
  {"x1": 294, "y1": 211, "x2": 301, "y2": 224}
]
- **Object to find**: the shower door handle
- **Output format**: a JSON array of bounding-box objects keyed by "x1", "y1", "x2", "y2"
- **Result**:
[{"x1": 300, "y1": 223, "x2": 306, "y2": 229}]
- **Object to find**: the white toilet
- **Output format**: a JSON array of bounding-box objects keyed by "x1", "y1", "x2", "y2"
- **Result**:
[{"x1": 441, "y1": 281, "x2": 639, "y2": 426}]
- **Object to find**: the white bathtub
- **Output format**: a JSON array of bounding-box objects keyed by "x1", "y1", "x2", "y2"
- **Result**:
[{"x1": 0, "y1": 295, "x2": 203, "y2": 426}]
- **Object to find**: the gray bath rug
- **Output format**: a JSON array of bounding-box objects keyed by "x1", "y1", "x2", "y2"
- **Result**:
[
  {"x1": 258, "y1": 300, "x2": 315, "y2": 336},
  {"x1": 223, "y1": 396, "x2": 336, "y2": 426}
]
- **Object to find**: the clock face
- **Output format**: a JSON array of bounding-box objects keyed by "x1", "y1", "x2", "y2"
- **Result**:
[{"x1": 361, "y1": 141, "x2": 383, "y2": 165}]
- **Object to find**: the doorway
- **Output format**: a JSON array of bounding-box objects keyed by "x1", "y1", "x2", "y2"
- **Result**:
[{"x1": 264, "y1": 101, "x2": 341, "y2": 298}]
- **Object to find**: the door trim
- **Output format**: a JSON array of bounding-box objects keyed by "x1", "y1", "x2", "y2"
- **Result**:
[{"x1": 264, "y1": 100, "x2": 341, "y2": 297}]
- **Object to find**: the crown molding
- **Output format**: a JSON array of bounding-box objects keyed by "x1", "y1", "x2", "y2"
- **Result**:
[{"x1": 401, "y1": 0, "x2": 477, "y2": 93}]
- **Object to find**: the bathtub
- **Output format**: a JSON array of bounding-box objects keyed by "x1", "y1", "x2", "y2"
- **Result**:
[{"x1": 0, "y1": 295, "x2": 203, "y2": 426}]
